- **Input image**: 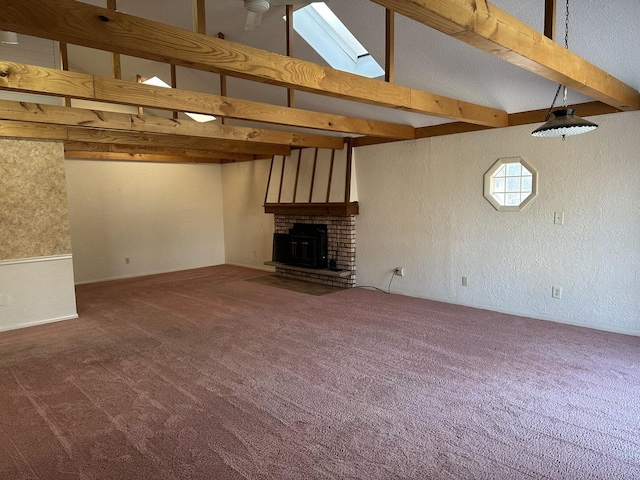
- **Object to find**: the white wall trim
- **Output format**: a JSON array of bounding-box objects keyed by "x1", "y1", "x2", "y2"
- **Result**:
[
  {"x1": 385, "y1": 289, "x2": 640, "y2": 338},
  {"x1": 74, "y1": 263, "x2": 226, "y2": 285},
  {"x1": 225, "y1": 262, "x2": 275, "y2": 272},
  {"x1": 0, "y1": 253, "x2": 72, "y2": 267},
  {"x1": 0, "y1": 314, "x2": 79, "y2": 333}
]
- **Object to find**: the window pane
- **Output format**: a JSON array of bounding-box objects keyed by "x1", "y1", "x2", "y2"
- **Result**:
[
  {"x1": 493, "y1": 193, "x2": 505, "y2": 205},
  {"x1": 493, "y1": 177, "x2": 505, "y2": 192},
  {"x1": 506, "y1": 177, "x2": 521, "y2": 192},
  {"x1": 521, "y1": 165, "x2": 532, "y2": 176},
  {"x1": 495, "y1": 165, "x2": 506, "y2": 177},
  {"x1": 506, "y1": 163, "x2": 521, "y2": 176},
  {"x1": 522, "y1": 175, "x2": 532, "y2": 193},
  {"x1": 506, "y1": 193, "x2": 521, "y2": 206}
]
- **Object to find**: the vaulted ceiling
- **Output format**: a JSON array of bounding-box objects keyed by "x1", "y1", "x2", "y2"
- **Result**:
[{"x1": 0, "y1": 0, "x2": 638, "y2": 162}]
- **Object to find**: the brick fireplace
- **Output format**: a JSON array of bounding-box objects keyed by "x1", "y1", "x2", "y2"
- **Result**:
[{"x1": 269, "y1": 214, "x2": 356, "y2": 288}]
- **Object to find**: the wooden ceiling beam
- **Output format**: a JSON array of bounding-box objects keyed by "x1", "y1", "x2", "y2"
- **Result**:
[
  {"x1": 192, "y1": 0, "x2": 207, "y2": 35},
  {"x1": 544, "y1": 0, "x2": 556, "y2": 41},
  {"x1": 64, "y1": 141, "x2": 254, "y2": 159},
  {"x1": 64, "y1": 141, "x2": 260, "y2": 162},
  {"x1": 285, "y1": 5, "x2": 295, "y2": 108},
  {"x1": 66, "y1": 128, "x2": 290, "y2": 156},
  {"x1": 353, "y1": 101, "x2": 619, "y2": 145},
  {"x1": 0, "y1": 61, "x2": 414, "y2": 140},
  {"x1": 0, "y1": 119, "x2": 291, "y2": 156},
  {"x1": 65, "y1": 151, "x2": 256, "y2": 164},
  {"x1": 0, "y1": 0, "x2": 506, "y2": 127},
  {"x1": 64, "y1": 151, "x2": 224, "y2": 164},
  {"x1": 385, "y1": 9, "x2": 395, "y2": 83},
  {"x1": 370, "y1": 0, "x2": 640, "y2": 111},
  {"x1": 0, "y1": 99, "x2": 339, "y2": 149},
  {"x1": 106, "y1": 0, "x2": 121, "y2": 80}
]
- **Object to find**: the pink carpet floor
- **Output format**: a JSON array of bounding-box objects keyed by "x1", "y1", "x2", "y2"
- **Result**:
[{"x1": 1, "y1": 265, "x2": 639, "y2": 479}]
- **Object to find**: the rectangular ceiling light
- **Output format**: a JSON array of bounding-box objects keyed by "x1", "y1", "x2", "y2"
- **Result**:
[{"x1": 142, "y1": 76, "x2": 216, "y2": 123}]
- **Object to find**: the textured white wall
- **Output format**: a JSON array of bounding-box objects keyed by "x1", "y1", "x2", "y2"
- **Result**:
[
  {"x1": 221, "y1": 159, "x2": 275, "y2": 270},
  {"x1": 355, "y1": 110, "x2": 640, "y2": 335},
  {"x1": 65, "y1": 160, "x2": 226, "y2": 284}
]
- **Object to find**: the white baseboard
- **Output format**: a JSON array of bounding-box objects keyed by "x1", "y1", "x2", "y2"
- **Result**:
[
  {"x1": 225, "y1": 262, "x2": 276, "y2": 272},
  {"x1": 386, "y1": 289, "x2": 640, "y2": 338},
  {"x1": 73, "y1": 264, "x2": 220, "y2": 285},
  {"x1": 0, "y1": 314, "x2": 79, "y2": 333},
  {"x1": 72, "y1": 263, "x2": 270, "y2": 285}
]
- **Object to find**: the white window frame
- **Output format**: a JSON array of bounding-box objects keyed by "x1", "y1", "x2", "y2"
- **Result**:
[{"x1": 484, "y1": 157, "x2": 538, "y2": 212}]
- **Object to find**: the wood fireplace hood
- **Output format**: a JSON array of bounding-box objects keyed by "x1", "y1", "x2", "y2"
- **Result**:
[{"x1": 264, "y1": 144, "x2": 358, "y2": 216}]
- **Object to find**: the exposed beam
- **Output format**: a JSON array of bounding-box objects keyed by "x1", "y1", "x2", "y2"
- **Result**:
[
  {"x1": 0, "y1": 119, "x2": 291, "y2": 156},
  {"x1": 369, "y1": 0, "x2": 640, "y2": 111},
  {"x1": 264, "y1": 203, "x2": 359, "y2": 216},
  {"x1": 66, "y1": 128, "x2": 291, "y2": 156},
  {"x1": 413, "y1": 122, "x2": 492, "y2": 141},
  {"x1": 354, "y1": 101, "x2": 620, "y2": 145},
  {"x1": 64, "y1": 151, "x2": 224, "y2": 164},
  {"x1": 136, "y1": 74, "x2": 144, "y2": 116},
  {"x1": 170, "y1": 63, "x2": 178, "y2": 119},
  {"x1": 192, "y1": 0, "x2": 207, "y2": 35},
  {"x1": 106, "y1": 0, "x2": 122, "y2": 80},
  {"x1": 286, "y1": 5, "x2": 295, "y2": 107},
  {"x1": 217, "y1": 32, "x2": 227, "y2": 125},
  {"x1": 129, "y1": 114, "x2": 342, "y2": 149},
  {"x1": 0, "y1": 119, "x2": 69, "y2": 141},
  {"x1": 0, "y1": 0, "x2": 507, "y2": 127},
  {"x1": 544, "y1": 0, "x2": 556, "y2": 40},
  {"x1": 344, "y1": 138, "x2": 353, "y2": 203},
  {"x1": 64, "y1": 141, "x2": 261, "y2": 161},
  {"x1": 0, "y1": 99, "x2": 132, "y2": 130},
  {"x1": 58, "y1": 42, "x2": 72, "y2": 107},
  {"x1": 0, "y1": 61, "x2": 414, "y2": 139},
  {"x1": 385, "y1": 9, "x2": 395, "y2": 83},
  {"x1": 0, "y1": 99, "x2": 342, "y2": 149},
  {"x1": 507, "y1": 101, "x2": 619, "y2": 127}
]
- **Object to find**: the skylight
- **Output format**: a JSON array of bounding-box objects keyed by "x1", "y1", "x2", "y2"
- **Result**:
[
  {"x1": 141, "y1": 76, "x2": 216, "y2": 123},
  {"x1": 288, "y1": 3, "x2": 384, "y2": 78}
]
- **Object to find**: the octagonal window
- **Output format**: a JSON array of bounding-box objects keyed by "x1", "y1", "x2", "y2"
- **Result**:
[{"x1": 484, "y1": 157, "x2": 538, "y2": 211}]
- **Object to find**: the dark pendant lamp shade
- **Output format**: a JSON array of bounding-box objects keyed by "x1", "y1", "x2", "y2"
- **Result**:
[
  {"x1": 531, "y1": 108, "x2": 598, "y2": 138},
  {"x1": 0, "y1": 30, "x2": 18, "y2": 44}
]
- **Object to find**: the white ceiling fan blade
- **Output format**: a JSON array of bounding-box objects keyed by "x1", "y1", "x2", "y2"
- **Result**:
[
  {"x1": 268, "y1": 0, "x2": 313, "y2": 5},
  {"x1": 245, "y1": 10, "x2": 264, "y2": 30}
]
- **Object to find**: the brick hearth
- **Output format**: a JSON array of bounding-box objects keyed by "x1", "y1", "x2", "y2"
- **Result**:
[{"x1": 272, "y1": 214, "x2": 356, "y2": 288}]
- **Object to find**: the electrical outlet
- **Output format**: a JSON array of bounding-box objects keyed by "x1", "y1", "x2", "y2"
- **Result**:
[
  {"x1": 462, "y1": 276, "x2": 468, "y2": 286},
  {"x1": 395, "y1": 267, "x2": 405, "y2": 277},
  {"x1": 552, "y1": 286, "x2": 562, "y2": 299}
]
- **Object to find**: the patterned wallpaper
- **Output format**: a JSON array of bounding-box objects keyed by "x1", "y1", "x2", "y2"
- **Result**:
[{"x1": 0, "y1": 139, "x2": 72, "y2": 260}]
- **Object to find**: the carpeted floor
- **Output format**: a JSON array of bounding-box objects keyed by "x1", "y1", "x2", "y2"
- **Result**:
[
  {"x1": 1, "y1": 265, "x2": 639, "y2": 479},
  {"x1": 245, "y1": 274, "x2": 344, "y2": 295}
]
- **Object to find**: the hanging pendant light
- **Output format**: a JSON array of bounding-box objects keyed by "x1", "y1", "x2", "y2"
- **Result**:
[
  {"x1": 532, "y1": 0, "x2": 598, "y2": 139},
  {"x1": 531, "y1": 108, "x2": 598, "y2": 138}
]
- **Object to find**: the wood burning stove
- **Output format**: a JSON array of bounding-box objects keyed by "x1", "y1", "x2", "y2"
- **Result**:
[{"x1": 272, "y1": 223, "x2": 328, "y2": 269}]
